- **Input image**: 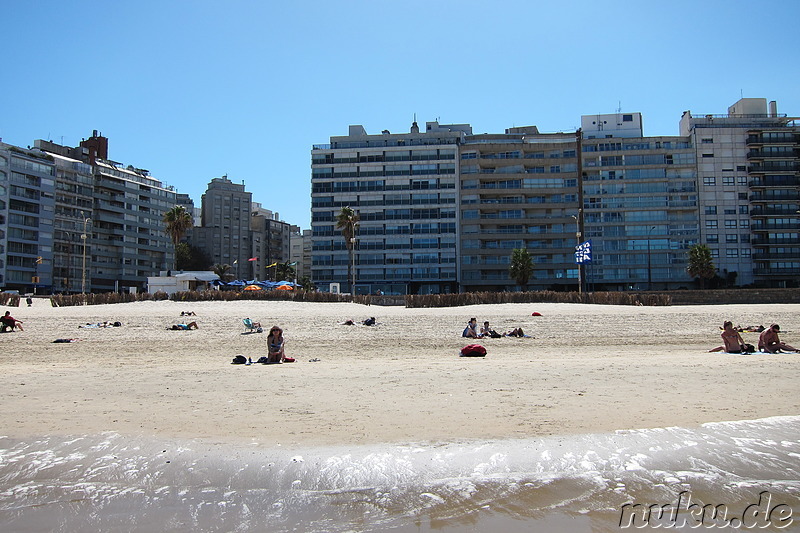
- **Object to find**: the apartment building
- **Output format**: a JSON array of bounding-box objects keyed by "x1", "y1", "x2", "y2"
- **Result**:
[
  {"x1": 312, "y1": 98, "x2": 798, "y2": 293},
  {"x1": 680, "y1": 98, "x2": 800, "y2": 287},
  {"x1": 311, "y1": 121, "x2": 470, "y2": 294},
  {"x1": 0, "y1": 143, "x2": 56, "y2": 292},
  {"x1": 459, "y1": 129, "x2": 581, "y2": 291},
  {"x1": 192, "y1": 176, "x2": 253, "y2": 276}
]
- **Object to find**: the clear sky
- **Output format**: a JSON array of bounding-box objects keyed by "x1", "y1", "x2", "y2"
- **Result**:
[{"x1": 4, "y1": 0, "x2": 799, "y2": 230}]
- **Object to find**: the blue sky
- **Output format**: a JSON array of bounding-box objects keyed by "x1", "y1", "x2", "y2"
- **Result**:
[{"x1": 4, "y1": 1, "x2": 799, "y2": 229}]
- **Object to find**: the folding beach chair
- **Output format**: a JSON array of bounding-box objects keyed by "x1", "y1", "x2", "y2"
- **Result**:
[{"x1": 243, "y1": 318, "x2": 262, "y2": 332}]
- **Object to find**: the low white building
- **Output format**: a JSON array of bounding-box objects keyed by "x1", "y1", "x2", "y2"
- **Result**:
[{"x1": 147, "y1": 271, "x2": 220, "y2": 295}]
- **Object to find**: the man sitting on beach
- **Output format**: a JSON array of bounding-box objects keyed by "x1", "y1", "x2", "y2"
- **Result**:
[
  {"x1": 758, "y1": 324, "x2": 797, "y2": 353},
  {"x1": 709, "y1": 321, "x2": 751, "y2": 353},
  {"x1": 1, "y1": 311, "x2": 23, "y2": 332}
]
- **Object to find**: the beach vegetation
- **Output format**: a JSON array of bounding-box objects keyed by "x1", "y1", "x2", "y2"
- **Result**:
[{"x1": 509, "y1": 248, "x2": 533, "y2": 290}]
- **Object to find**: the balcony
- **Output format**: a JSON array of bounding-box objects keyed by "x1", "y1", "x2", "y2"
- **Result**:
[
  {"x1": 752, "y1": 251, "x2": 800, "y2": 261},
  {"x1": 747, "y1": 149, "x2": 799, "y2": 160},
  {"x1": 749, "y1": 176, "x2": 800, "y2": 188},
  {"x1": 752, "y1": 236, "x2": 800, "y2": 245},
  {"x1": 748, "y1": 162, "x2": 800, "y2": 173},
  {"x1": 753, "y1": 267, "x2": 800, "y2": 276},
  {"x1": 750, "y1": 191, "x2": 800, "y2": 201},
  {"x1": 750, "y1": 206, "x2": 800, "y2": 216},
  {"x1": 751, "y1": 222, "x2": 800, "y2": 231}
]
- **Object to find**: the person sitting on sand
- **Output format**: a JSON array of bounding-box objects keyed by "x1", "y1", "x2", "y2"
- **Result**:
[
  {"x1": 480, "y1": 321, "x2": 501, "y2": 338},
  {"x1": 503, "y1": 327, "x2": 525, "y2": 337},
  {"x1": 463, "y1": 318, "x2": 479, "y2": 338},
  {"x1": 267, "y1": 325, "x2": 286, "y2": 363},
  {"x1": 1, "y1": 311, "x2": 23, "y2": 332},
  {"x1": 168, "y1": 322, "x2": 198, "y2": 330},
  {"x1": 709, "y1": 321, "x2": 751, "y2": 353},
  {"x1": 362, "y1": 317, "x2": 376, "y2": 326},
  {"x1": 758, "y1": 324, "x2": 797, "y2": 353}
]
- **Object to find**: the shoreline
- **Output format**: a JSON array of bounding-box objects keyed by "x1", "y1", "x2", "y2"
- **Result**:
[{"x1": 1, "y1": 300, "x2": 799, "y2": 447}]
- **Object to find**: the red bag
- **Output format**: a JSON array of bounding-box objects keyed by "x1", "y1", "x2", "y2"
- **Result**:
[{"x1": 460, "y1": 344, "x2": 487, "y2": 357}]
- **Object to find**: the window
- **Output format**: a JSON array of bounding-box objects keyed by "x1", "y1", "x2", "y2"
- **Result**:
[
  {"x1": 724, "y1": 209, "x2": 736, "y2": 215},
  {"x1": 736, "y1": 165, "x2": 746, "y2": 172},
  {"x1": 706, "y1": 220, "x2": 718, "y2": 229},
  {"x1": 705, "y1": 206, "x2": 717, "y2": 215},
  {"x1": 726, "y1": 234, "x2": 738, "y2": 243},
  {"x1": 726, "y1": 249, "x2": 739, "y2": 258},
  {"x1": 623, "y1": 114, "x2": 633, "y2": 122},
  {"x1": 741, "y1": 234, "x2": 750, "y2": 243},
  {"x1": 707, "y1": 234, "x2": 719, "y2": 243},
  {"x1": 703, "y1": 177, "x2": 716, "y2": 186},
  {"x1": 725, "y1": 220, "x2": 737, "y2": 229},
  {"x1": 738, "y1": 193, "x2": 748, "y2": 200},
  {"x1": 702, "y1": 153, "x2": 714, "y2": 158},
  {"x1": 741, "y1": 249, "x2": 751, "y2": 257},
  {"x1": 701, "y1": 138, "x2": 713, "y2": 144},
  {"x1": 722, "y1": 177, "x2": 735, "y2": 186},
  {"x1": 710, "y1": 249, "x2": 719, "y2": 258},
  {"x1": 739, "y1": 205, "x2": 749, "y2": 214},
  {"x1": 740, "y1": 220, "x2": 750, "y2": 228},
  {"x1": 737, "y1": 177, "x2": 748, "y2": 186}
]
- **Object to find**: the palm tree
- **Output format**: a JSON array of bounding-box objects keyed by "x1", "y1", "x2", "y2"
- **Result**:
[
  {"x1": 509, "y1": 248, "x2": 533, "y2": 291},
  {"x1": 335, "y1": 206, "x2": 360, "y2": 291},
  {"x1": 212, "y1": 263, "x2": 235, "y2": 282},
  {"x1": 687, "y1": 244, "x2": 716, "y2": 289},
  {"x1": 275, "y1": 261, "x2": 296, "y2": 281},
  {"x1": 298, "y1": 275, "x2": 316, "y2": 292},
  {"x1": 163, "y1": 205, "x2": 193, "y2": 270}
]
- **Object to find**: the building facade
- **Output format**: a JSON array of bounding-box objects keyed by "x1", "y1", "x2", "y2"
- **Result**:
[
  {"x1": 311, "y1": 98, "x2": 799, "y2": 293},
  {"x1": 311, "y1": 121, "x2": 469, "y2": 294}
]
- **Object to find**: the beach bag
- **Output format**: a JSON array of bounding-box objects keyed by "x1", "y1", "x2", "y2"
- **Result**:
[
  {"x1": 742, "y1": 343, "x2": 755, "y2": 354},
  {"x1": 460, "y1": 344, "x2": 487, "y2": 357},
  {"x1": 232, "y1": 355, "x2": 247, "y2": 364}
]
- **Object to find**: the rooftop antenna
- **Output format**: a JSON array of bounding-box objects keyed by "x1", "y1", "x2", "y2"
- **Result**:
[
  {"x1": 740, "y1": 88, "x2": 744, "y2": 98},
  {"x1": 616, "y1": 101, "x2": 622, "y2": 113}
]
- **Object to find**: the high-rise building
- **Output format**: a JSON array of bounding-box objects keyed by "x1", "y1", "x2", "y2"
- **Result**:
[
  {"x1": 192, "y1": 176, "x2": 253, "y2": 275},
  {"x1": 311, "y1": 121, "x2": 470, "y2": 294},
  {"x1": 0, "y1": 143, "x2": 56, "y2": 292},
  {"x1": 312, "y1": 99, "x2": 798, "y2": 293},
  {"x1": 680, "y1": 98, "x2": 800, "y2": 287}
]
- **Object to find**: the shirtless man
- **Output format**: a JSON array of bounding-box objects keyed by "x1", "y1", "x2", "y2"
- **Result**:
[
  {"x1": 709, "y1": 321, "x2": 748, "y2": 353},
  {"x1": 758, "y1": 324, "x2": 797, "y2": 353}
]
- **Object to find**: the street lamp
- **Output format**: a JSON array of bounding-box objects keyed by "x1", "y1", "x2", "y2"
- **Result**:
[
  {"x1": 571, "y1": 212, "x2": 582, "y2": 294},
  {"x1": 647, "y1": 226, "x2": 656, "y2": 291},
  {"x1": 81, "y1": 216, "x2": 92, "y2": 294},
  {"x1": 350, "y1": 237, "x2": 357, "y2": 295}
]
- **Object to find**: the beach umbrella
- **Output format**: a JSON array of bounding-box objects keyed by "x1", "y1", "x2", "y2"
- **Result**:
[
  {"x1": 276, "y1": 284, "x2": 293, "y2": 291},
  {"x1": 243, "y1": 285, "x2": 262, "y2": 291}
]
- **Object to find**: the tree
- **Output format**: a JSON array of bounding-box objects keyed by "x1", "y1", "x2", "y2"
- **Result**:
[
  {"x1": 298, "y1": 275, "x2": 316, "y2": 292},
  {"x1": 275, "y1": 261, "x2": 296, "y2": 281},
  {"x1": 175, "y1": 243, "x2": 212, "y2": 271},
  {"x1": 163, "y1": 205, "x2": 193, "y2": 270},
  {"x1": 335, "y1": 206, "x2": 360, "y2": 291},
  {"x1": 509, "y1": 248, "x2": 533, "y2": 290},
  {"x1": 687, "y1": 244, "x2": 716, "y2": 289},
  {"x1": 212, "y1": 263, "x2": 235, "y2": 282}
]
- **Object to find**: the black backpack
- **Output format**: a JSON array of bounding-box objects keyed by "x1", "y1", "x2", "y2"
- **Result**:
[{"x1": 231, "y1": 355, "x2": 247, "y2": 364}]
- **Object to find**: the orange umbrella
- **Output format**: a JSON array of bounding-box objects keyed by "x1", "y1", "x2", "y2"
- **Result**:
[
  {"x1": 243, "y1": 285, "x2": 262, "y2": 291},
  {"x1": 276, "y1": 285, "x2": 293, "y2": 291}
]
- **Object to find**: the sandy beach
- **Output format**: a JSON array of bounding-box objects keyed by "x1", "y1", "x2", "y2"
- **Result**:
[{"x1": 1, "y1": 299, "x2": 798, "y2": 447}]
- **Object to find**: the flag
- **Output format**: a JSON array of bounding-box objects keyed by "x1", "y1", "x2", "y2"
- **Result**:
[
  {"x1": 287, "y1": 261, "x2": 297, "y2": 266},
  {"x1": 233, "y1": 259, "x2": 238, "y2": 265},
  {"x1": 574, "y1": 240, "x2": 592, "y2": 264},
  {"x1": 266, "y1": 262, "x2": 278, "y2": 268},
  {"x1": 248, "y1": 257, "x2": 258, "y2": 262}
]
